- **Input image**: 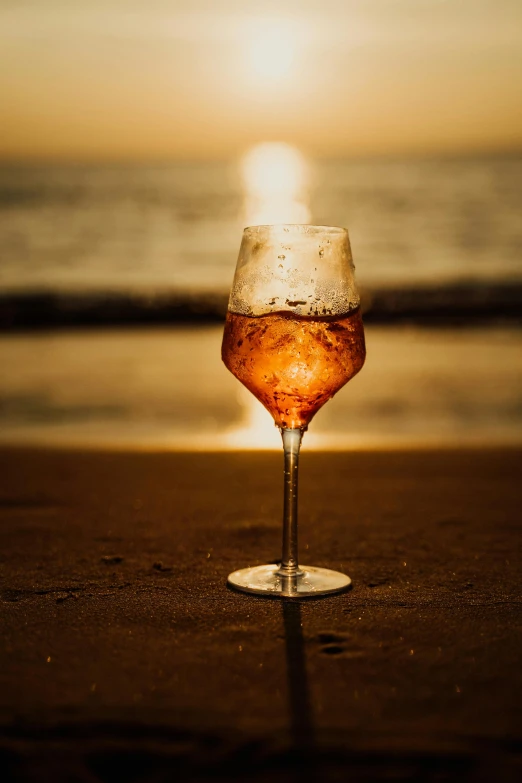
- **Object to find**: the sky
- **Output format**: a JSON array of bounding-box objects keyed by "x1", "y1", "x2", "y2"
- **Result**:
[{"x1": 1, "y1": 0, "x2": 521, "y2": 161}]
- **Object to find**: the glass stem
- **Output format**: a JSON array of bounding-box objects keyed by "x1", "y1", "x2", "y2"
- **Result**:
[{"x1": 278, "y1": 428, "x2": 303, "y2": 577}]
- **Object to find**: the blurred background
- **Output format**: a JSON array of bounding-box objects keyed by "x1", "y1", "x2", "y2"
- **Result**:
[{"x1": 1, "y1": 0, "x2": 521, "y2": 449}]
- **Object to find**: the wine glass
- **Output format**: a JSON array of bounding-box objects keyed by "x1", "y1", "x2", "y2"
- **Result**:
[{"x1": 222, "y1": 224, "x2": 366, "y2": 598}]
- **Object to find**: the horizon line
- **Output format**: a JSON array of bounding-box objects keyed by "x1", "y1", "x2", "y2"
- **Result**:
[{"x1": 1, "y1": 143, "x2": 522, "y2": 167}]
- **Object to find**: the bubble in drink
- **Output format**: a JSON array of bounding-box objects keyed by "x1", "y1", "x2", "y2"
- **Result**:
[{"x1": 222, "y1": 308, "x2": 366, "y2": 429}]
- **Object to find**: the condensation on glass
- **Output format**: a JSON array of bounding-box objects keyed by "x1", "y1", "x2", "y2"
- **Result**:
[{"x1": 228, "y1": 224, "x2": 360, "y2": 319}]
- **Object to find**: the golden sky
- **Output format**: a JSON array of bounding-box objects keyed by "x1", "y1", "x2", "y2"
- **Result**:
[{"x1": 1, "y1": 0, "x2": 521, "y2": 160}]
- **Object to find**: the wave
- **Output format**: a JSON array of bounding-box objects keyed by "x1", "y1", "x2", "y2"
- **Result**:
[{"x1": 0, "y1": 282, "x2": 521, "y2": 330}]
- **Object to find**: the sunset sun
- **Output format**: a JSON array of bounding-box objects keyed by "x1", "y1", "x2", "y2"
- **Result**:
[{"x1": 248, "y1": 26, "x2": 296, "y2": 82}]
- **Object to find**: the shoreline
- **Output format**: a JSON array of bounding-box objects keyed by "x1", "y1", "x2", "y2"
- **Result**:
[{"x1": 2, "y1": 437, "x2": 522, "y2": 453}]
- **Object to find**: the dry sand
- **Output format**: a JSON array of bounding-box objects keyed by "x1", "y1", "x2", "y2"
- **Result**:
[{"x1": 0, "y1": 447, "x2": 521, "y2": 781}]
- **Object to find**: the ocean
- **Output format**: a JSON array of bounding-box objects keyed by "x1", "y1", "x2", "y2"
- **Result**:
[
  {"x1": 1, "y1": 151, "x2": 521, "y2": 448},
  {"x1": 1, "y1": 153, "x2": 521, "y2": 295}
]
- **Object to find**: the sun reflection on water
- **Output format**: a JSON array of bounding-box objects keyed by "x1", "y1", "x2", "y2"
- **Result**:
[
  {"x1": 224, "y1": 388, "x2": 281, "y2": 449},
  {"x1": 223, "y1": 387, "x2": 328, "y2": 450},
  {"x1": 225, "y1": 142, "x2": 312, "y2": 448},
  {"x1": 241, "y1": 142, "x2": 310, "y2": 227}
]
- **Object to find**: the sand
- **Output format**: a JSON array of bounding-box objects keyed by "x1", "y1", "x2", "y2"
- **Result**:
[{"x1": 0, "y1": 447, "x2": 521, "y2": 781}]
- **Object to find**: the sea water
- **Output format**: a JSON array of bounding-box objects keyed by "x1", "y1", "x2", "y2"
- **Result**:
[
  {"x1": 0, "y1": 155, "x2": 521, "y2": 295},
  {"x1": 0, "y1": 154, "x2": 521, "y2": 447}
]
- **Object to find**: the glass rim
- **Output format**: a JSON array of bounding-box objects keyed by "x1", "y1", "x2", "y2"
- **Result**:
[{"x1": 243, "y1": 224, "x2": 348, "y2": 236}]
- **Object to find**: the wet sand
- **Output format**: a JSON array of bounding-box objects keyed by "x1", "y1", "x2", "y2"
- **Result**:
[
  {"x1": 2, "y1": 325, "x2": 522, "y2": 449},
  {"x1": 0, "y1": 446, "x2": 521, "y2": 781}
]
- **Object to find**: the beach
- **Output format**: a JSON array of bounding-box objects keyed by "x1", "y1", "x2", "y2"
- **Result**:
[
  {"x1": 1, "y1": 154, "x2": 521, "y2": 781},
  {"x1": 1, "y1": 445, "x2": 521, "y2": 781},
  {"x1": 2, "y1": 1, "x2": 522, "y2": 777}
]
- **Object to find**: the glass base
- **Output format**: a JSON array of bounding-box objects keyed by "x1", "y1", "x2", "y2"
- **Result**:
[{"x1": 227, "y1": 564, "x2": 351, "y2": 598}]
